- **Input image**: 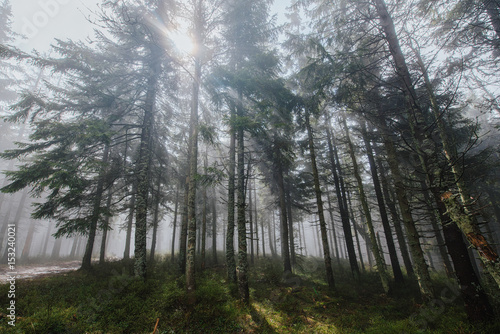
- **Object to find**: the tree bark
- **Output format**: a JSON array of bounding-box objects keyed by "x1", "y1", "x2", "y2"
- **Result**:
[
  {"x1": 248, "y1": 172, "x2": 254, "y2": 265},
  {"x1": 212, "y1": 195, "x2": 218, "y2": 265},
  {"x1": 133, "y1": 50, "x2": 159, "y2": 279},
  {"x1": 82, "y1": 144, "x2": 110, "y2": 270},
  {"x1": 171, "y1": 184, "x2": 180, "y2": 262},
  {"x1": 325, "y1": 185, "x2": 342, "y2": 269},
  {"x1": 100, "y1": 187, "x2": 114, "y2": 264},
  {"x1": 276, "y1": 162, "x2": 292, "y2": 273},
  {"x1": 413, "y1": 43, "x2": 500, "y2": 291},
  {"x1": 326, "y1": 124, "x2": 359, "y2": 277},
  {"x1": 361, "y1": 121, "x2": 404, "y2": 284},
  {"x1": 286, "y1": 190, "x2": 296, "y2": 267},
  {"x1": 380, "y1": 128, "x2": 434, "y2": 300},
  {"x1": 186, "y1": 53, "x2": 202, "y2": 295},
  {"x1": 343, "y1": 115, "x2": 389, "y2": 292},
  {"x1": 305, "y1": 110, "x2": 335, "y2": 289},
  {"x1": 236, "y1": 88, "x2": 249, "y2": 303},
  {"x1": 226, "y1": 113, "x2": 237, "y2": 282},
  {"x1": 149, "y1": 168, "x2": 162, "y2": 263},
  {"x1": 123, "y1": 191, "x2": 135, "y2": 261}
]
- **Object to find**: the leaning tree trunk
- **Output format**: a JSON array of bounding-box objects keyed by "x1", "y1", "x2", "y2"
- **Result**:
[
  {"x1": 305, "y1": 110, "x2": 335, "y2": 289},
  {"x1": 375, "y1": 153, "x2": 415, "y2": 277},
  {"x1": 440, "y1": 195, "x2": 495, "y2": 322},
  {"x1": 343, "y1": 115, "x2": 390, "y2": 293},
  {"x1": 380, "y1": 127, "x2": 434, "y2": 300},
  {"x1": 413, "y1": 44, "x2": 500, "y2": 291},
  {"x1": 418, "y1": 178, "x2": 454, "y2": 277},
  {"x1": 361, "y1": 121, "x2": 404, "y2": 284},
  {"x1": 326, "y1": 124, "x2": 359, "y2": 277},
  {"x1": 375, "y1": 1, "x2": 495, "y2": 314}
]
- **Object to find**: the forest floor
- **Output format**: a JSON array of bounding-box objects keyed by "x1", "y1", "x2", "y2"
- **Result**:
[
  {"x1": 0, "y1": 260, "x2": 81, "y2": 281},
  {"x1": 1, "y1": 256, "x2": 499, "y2": 333}
]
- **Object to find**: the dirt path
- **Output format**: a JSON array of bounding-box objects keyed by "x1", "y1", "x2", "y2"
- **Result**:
[{"x1": 0, "y1": 260, "x2": 81, "y2": 282}]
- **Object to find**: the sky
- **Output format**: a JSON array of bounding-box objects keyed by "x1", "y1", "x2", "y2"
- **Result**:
[
  {"x1": 11, "y1": 0, "x2": 101, "y2": 52},
  {"x1": 10, "y1": 0, "x2": 291, "y2": 53}
]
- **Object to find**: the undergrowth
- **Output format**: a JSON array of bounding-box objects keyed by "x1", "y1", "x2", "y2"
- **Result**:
[{"x1": 0, "y1": 256, "x2": 499, "y2": 333}]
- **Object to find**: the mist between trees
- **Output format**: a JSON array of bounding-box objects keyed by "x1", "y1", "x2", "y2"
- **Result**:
[{"x1": 1, "y1": 0, "x2": 500, "y2": 332}]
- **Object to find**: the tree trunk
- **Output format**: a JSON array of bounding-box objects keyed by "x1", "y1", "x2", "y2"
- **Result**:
[
  {"x1": 212, "y1": 196, "x2": 218, "y2": 265},
  {"x1": 41, "y1": 223, "x2": 52, "y2": 258},
  {"x1": 70, "y1": 236, "x2": 80, "y2": 259},
  {"x1": 413, "y1": 43, "x2": 500, "y2": 292},
  {"x1": 376, "y1": 154, "x2": 415, "y2": 276},
  {"x1": 51, "y1": 236, "x2": 62, "y2": 260},
  {"x1": 286, "y1": 190, "x2": 296, "y2": 267},
  {"x1": 1, "y1": 189, "x2": 28, "y2": 263},
  {"x1": 248, "y1": 173, "x2": 254, "y2": 265},
  {"x1": 273, "y1": 212, "x2": 278, "y2": 257},
  {"x1": 268, "y1": 215, "x2": 275, "y2": 257},
  {"x1": 276, "y1": 163, "x2": 292, "y2": 273},
  {"x1": 150, "y1": 168, "x2": 162, "y2": 264},
  {"x1": 123, "y1": 191, "x2": 135, "y2": 261},
  {"x1": 301, "y1": 220, "x2": 308, "y2": 257},
  {"x1": 380, "y1": 128, "x2": 434, "y2": 300},
  {"x1": 419, "y1": 179, "x2": 454, "y2": 277},
  {"x1": 348, "y1": 192, "x2": 365, "y2": 273},
  {"x1": 179, "y1": 180, "x2": 188, "y2": 273},
  {"x1": 254, "y1": 179, "x2": 260, "y2": 259},
  {"x1": 236, "y1": 89, "x2": 249, "y2": 303},
  {"x1": 201, "y1": 172, "x2": 207, "y2": 271},
  {"x1": 325, "y1": 185, "x2": 342, "y2": 269},
  {"x1": 226, "y1": 114, "x2": 237, "y2": 282},
  {"x1": 326, "y1": 124, "x2": 359, "y2": 277},
  {"x1": 361, "y1": 121, "x2": 404, "y2": 284},
  {"x1": 440, "y1": 200, "x2": 495, "y2": 322},
  {"x1": 21, "y1": 220, "x2": 36, "y2": 262},
  {"x1": 100, "y1": 187, "x2": 114, "y2": 264},
  {"x1": 186, "y1": 54, "x2": 202, "y2": 295},
  {"x1": 305, "y1": 110, "x2": 335, "y2": 289},
  {"x1": 171, "y1": 184, "x2": 180, "y2": 262},
  {"x1": 82, "y1": 144, "x2": 110, "y2": 270},
  {"x1": 343, "y1": 115, "x2": 389, "y2": 292},
  {"x1": 261, "y1": 207, "x2": 266, "y2": 258},
  {"x1": 133, "y1": 53, "x2": 159, "y2": 278}
]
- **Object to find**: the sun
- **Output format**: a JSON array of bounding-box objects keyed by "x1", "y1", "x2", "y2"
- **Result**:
[{"x1": 169, "y1": 28, "x2": 195, "y2": 55}]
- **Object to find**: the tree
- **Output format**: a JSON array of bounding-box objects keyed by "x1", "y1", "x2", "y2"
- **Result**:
[{"x1": 213, "y1": 0, "x2": 277, "y2": 303}]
